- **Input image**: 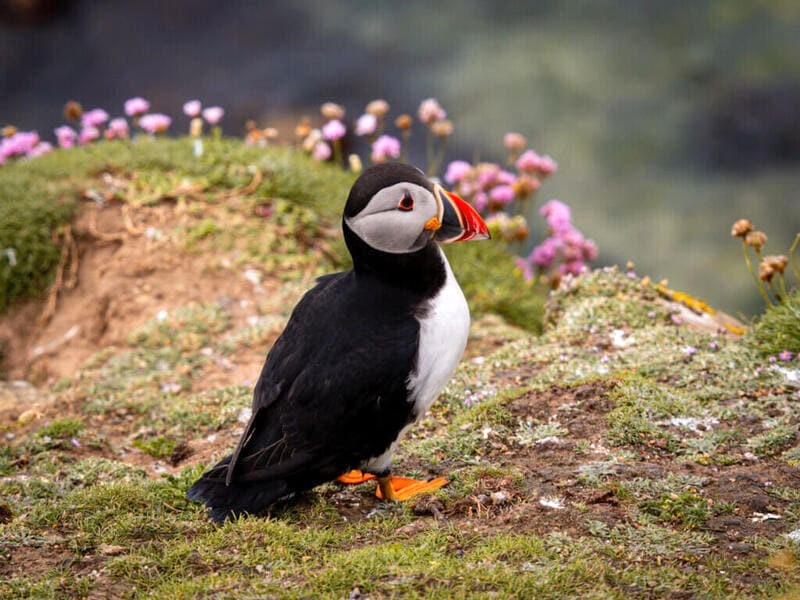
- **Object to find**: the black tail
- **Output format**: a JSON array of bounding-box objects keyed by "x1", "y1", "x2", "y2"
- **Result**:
[{"x1": 187, "y1": 455, "x2": 292, "y2": 523}]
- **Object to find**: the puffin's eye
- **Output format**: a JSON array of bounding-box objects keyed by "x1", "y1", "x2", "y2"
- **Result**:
[{"x1": 398, "y1": 193, "x2": 414, "y2": 211}]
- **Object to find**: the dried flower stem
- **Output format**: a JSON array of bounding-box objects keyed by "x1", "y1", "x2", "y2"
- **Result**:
[
  {"x1": 789, "y1": 233, "x2": 800, "y2": 280},
  {"x1": 743, "y1": 241, "x2": 773, "y2": 306},
  {"x1": 332, "y1": 139, "x2": 343, "y2": 167}
]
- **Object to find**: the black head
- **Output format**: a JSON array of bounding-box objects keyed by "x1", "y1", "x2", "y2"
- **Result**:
[{"x1": 342, "y1": 163, "x2": 490, "y2": 292}]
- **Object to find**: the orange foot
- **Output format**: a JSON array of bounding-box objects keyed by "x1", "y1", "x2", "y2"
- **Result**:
[{"x1": 336, "y1": 470, "x2": 447, "y2": 501}]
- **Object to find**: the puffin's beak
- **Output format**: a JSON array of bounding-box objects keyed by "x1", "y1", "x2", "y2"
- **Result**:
[{"x1": 432, "y1": 185, "x2": 491, "y2": 243}]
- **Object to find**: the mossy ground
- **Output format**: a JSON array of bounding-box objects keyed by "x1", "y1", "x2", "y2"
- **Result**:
[{"x1": 1, "y1": 142, "x2": 799, "y2": 598}]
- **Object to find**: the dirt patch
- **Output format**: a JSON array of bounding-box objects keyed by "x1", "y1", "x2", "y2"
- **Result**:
[{"x1": 0, "y1": 200, "x2": 271, "y2": 384}]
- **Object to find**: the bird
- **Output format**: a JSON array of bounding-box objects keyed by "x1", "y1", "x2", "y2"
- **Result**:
[{"x1": 188, "y1": 162, "x2": 489, "y2": 522}]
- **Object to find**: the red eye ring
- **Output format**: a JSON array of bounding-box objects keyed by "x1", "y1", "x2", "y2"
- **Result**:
[{"x1": 398, "y1": 193, "x2": 414, "y2": 211}]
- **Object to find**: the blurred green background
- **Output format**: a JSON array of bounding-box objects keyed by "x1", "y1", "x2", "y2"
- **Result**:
[{"x1": 2, "y1": 0, "x2": 799, "y2": 315}]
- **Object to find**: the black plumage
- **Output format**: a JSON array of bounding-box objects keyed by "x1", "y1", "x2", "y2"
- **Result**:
[{"x1": 188, "y1": 164, "x2": 451, "y2": 522}]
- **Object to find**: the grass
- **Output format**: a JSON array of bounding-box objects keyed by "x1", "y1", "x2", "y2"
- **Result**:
[
  {"x1": 1, "y1": 142, "x2": 799, "y2": 596},
  {"x1": 751, "y1": 287, "x2": 800, "y2": 355},
  {"x1": 0, "y1": 137, "x2": 545, "y2": 331}
]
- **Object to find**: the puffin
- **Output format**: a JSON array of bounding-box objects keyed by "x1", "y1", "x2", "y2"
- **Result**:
[{"x1": 188, "y1": 162, "x2": 489, "y2": 522}]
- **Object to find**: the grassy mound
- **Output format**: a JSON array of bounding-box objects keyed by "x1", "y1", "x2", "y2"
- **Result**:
[
  {"x1": 751, "y1": 288, "x2": 800, "y2": 356},
  {"x1": 1, "y1": 268, "x2": 798, "y2": 598},
  {"x1": 0, "y1": 138, "x2": 543, "y2": 331}
]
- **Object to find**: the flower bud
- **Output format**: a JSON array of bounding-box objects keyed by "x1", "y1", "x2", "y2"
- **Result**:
[
  {"x1": 731, "y1": 219, "x2": 753, "y2": 238},
  {"x1": 503, "y1": 132, "x2": 527, "y2": 154},
  {"x1": 759, "y1": 260, "x2": 775, "y2": 282},
  {"x1": 431, "y1": 119, "x2": 453, "y2": 138},
  {"x1": 764, "y1": 254, "x2": 788, "y2": 274},
  {"x1": 320, "y1": 102, "x2": 345, "y2": 120},
  {"x1": 295, "y1": 118, "x2": 312, "y2": 139},
  {"x1": 63, "y1": 101, "x2": 83, "y2": 122},
  {"x1": 395, "y1": 114, "x2": 413, "y2": 130},
  {"x1": 745, "y1": 231, "x2": 767, "y2": 250},
  {"x1": 365, "y1": 99, "x2": 390, "y2": 118}
]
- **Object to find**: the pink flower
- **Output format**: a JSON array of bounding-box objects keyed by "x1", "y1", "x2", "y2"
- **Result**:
[
  {"x1": 202, "y1": 106, "x2": 224, "y2": 125},
  {"x1": 540, "y1": 199, "x2": 572, "y2": 229},
  {"x1": 444, "y1": 160, "x2": 472, "y2": 185},
  {"x1": 355, "y1": 113, "x2": 377, "y2": 136},
  {"x1": 312, "y1": 141, "x2": 331, "y2": 161},
  {"x1": 559, "y1": 260, "x2": 586, "y2": 276},
  {"x1": 54, "y1": 126, "x2": 77, "y2": 149},
  {"x1": 489, "y1": 185, "x2": 515, "y2": 205},
  {"x1": 371, "y1": 135, "x2": 401, "y2": 163},
  {"x1": 78, "y1": 126, "x2": 100, "y2": 145},
  {"x1": 27, "y1": 141, "x2": 53, "y2": 158},
  {"x1": 418, "y1": 98, "x2": 446, "y2": 124},
  {"x1": 139, "y1": 113, "x2": 171, "y2": 134},
  {"x1": 683, "y1": 346, "x2": 697, "y2": 356},
  {"x1": 515, "y1": 150, "x2": 541, "y2": 173},
  {"x1": 538, "y1": 155, "x2": 558, "y2": 176},
  {"x1": 515, "y1": 257, "x2": 534, "y2": 281},
  {"x1": 0, "y1": 133, "x2": 37, "y2": 160},
  {"x1": 81, "y1": 108, "x2": 109, "y2": 128},
  {"x1": 582, "y1": 239, "x2": 599, "y2": 261},
  {"x1": 183, "y1": 100, "x2": 202, "y2": 118},
  {"x1": 322, "y1": 119, "x2": 346, "y2": 141},
  {"x1": 497, "y1": 170, "x2": 516, "y2": 185},
  {"x1": 530, "y1": 237, "x2": 561, "y2": 268},
  {"x1": 105, "y1": 118, "x2": 129, "y2": 140},
  {"x1": 779, "y1": 350, "x2": 794, "y2": 361},
  {"x1": 503, "y1": 132, "x2": 527, "y2": 153},
  {"x1": 124, "y1": 97, "x2": 150, "y2": 117},
  {"x1": 473, "y1": 192, "x2": 488, "y2": 213}
]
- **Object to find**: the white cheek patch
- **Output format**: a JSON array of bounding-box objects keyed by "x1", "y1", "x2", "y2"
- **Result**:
[{"x1": 346, "y1": 212, "x2": 433, "y2": 254}]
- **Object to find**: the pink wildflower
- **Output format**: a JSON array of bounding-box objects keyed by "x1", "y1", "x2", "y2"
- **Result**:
[
  {"x1": 530, "y1": 237, "x2": 561, "y2": 268},
  {"x1": 445, "y1": 160, "x2": 472, "y2": 185},
  {"x1": 183, "y1": 100, "x2": 202, "y2": 118},
  {"x1": 202, "y1": 106, "x2": 224, "y2": 125},
  {"x1": 417, "y1": 98, "x2": 446, "y2": 124},
  {"x1": 54, "y1": 125, "x2": 77, "y2": 148},
  {"x1": 497, "y1": 170, "x2": 516, "y2": 185},
  {"x1": 105, "y1": 118, "x2": 129, "y2": 140},
  {"x1": 538, "y1": 155, "x2": 558, "y2": 176},
  {"x1": 78, "y1": 126, "x2": 100, "y2": 145},
  {"x1": 778, "y1": 350, "x2": 794, "y2": 361},
  {"x1": 81, "y1": 108, "x2": 109, "y2": 128},
  {"x1": 322, "y1": 119, "x2": 346, "y2": 141},
  {"x1": 139, "y1": 113, "x2": 171, "y2": 134},
  {"x1": 515, "y1": 150, "x2": 542, "y2": 173},
  {"x1": 371, "y1": 135, "x2": 401, "y2": 163},
  {"x1": 27, "y1": 141, "x2": 53, "y2": 157},
  {"x1": 124, "y1": 97, "x2": 150, "y2": 117},
  {"x1": 473, "y1": 192, "x2": 488, "y2": 213},
  {"x1": 582, "y1": 239, "x2": 599, "y2": 261},
  {"x1": 503, "y1": 132, "x2": 527, "y2": 153},
  {"x1": 355, "y1": 113, "x2": 377, "y2": 136},
  {"x1": 540, "y1": 199, "x2": 572, "y2": 234},
  {"x1": 683, "y1": 346, "x2": 697, "y2": 356},
  {"x1": 312, "y1": 141, "x2": 331, "y2": 161},
  {"x1": 489, "y1": 185, "x2": 515, "y2": 205},
  {"x1": 559, "y1": 261, "x2": 586, "y2": 276}
]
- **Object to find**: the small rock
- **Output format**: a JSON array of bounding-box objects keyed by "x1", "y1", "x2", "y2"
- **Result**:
[
  {"x1": 490, "y1": 491, "x2": 509, "y2": 505},
  {"x1": 98, "y1": 544, "x2": 125, "y2": 556},
  {"x1": 728, "y1": 542, "x2": 754, "y2": 554}
]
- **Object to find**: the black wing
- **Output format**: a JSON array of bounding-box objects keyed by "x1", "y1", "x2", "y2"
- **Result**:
[{"x1": 220, "y1": 271, "x2": 420, "y2": 486}]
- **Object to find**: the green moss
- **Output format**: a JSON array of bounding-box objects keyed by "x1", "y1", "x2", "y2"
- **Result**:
[
  {"x1": 132, "y1": 436, "x2": 178, "y2": 458},
  {"x1": 36, "y1": 418, "x2": 84, "y2": 440},
  {"x1": 751, "y1": 288, "x2": 800, "y2": 355},
  {"x1": 640, "y1": 491, "x2": 711, "y2": 530}
]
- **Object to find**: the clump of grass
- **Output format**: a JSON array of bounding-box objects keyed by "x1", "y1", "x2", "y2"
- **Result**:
[
  {"x1": 132, "y1": 436, "x2": 177, "y2": 458},
  {"x1": 747, "y1": 424, "x2": 798, "y2": 458},
  {"x1": 36, "y1": 418, "x2": 84, "y2": 440},
  {"x1": 640, "y1": 491, "x2": 710, "y2": 529},
  {"x1": 751, "y1": 288, "x2": 800, "y2": 355}
]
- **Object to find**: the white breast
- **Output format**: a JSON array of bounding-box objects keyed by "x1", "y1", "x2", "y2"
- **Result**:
[
  {"x1": 359, "y1": 248, "x2": 470, "y2": 475},
  {"x1": 407, "y1": 246, "x2": 470, "y2": 418}
]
